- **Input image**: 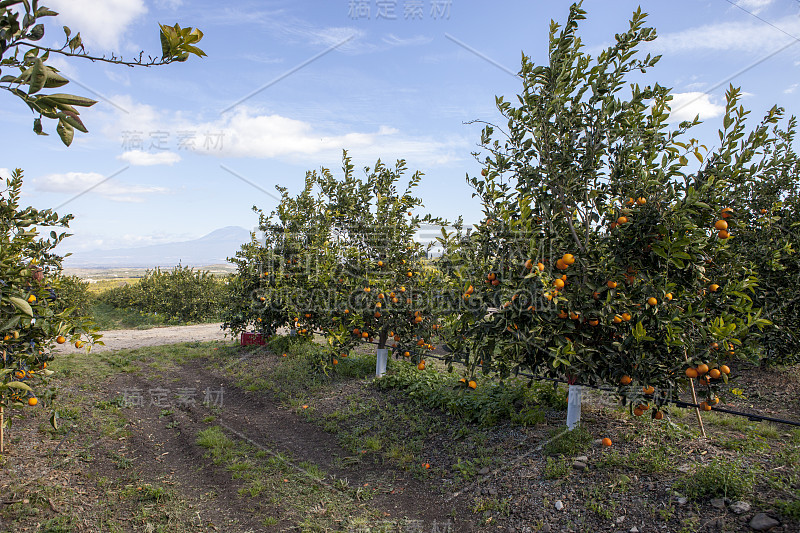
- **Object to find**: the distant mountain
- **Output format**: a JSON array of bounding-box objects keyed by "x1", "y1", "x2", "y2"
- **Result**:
[{"x1": 63, "y1": 226, "x2": 252, "y2": 268}]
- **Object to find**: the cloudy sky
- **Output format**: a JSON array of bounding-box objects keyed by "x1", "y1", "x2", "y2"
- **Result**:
[{"x1": 2, "y1": 0, "x2": 799, "y2": 254}]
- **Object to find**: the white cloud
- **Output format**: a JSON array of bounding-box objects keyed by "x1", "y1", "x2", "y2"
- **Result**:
[
  {"x1": 48, "y1": 0, "x2": 148, "y2": 50},
  {"x1": 156, "y1": 0, "x2": 183, "y2": 8},
  {"x1": 736, "y1": 0, "x2": 774, "y2": 14},
  {"x1": 382, "y1": 34, "x2": 433, "y2": 47},
  {"x1": 653, "y1": 16, "x2": 800, "y2": 54},
  {"x1": 785, "y1": 83, "x2": 799, "y2": 94},
  {"x1": 667, "y1": 92, "x2": 726, "y2": 123},
  {"x1": 0, "y1": 168, "x2": 11, "y2": 180},
  {"x1": 99, "y1": 97, "x2": 466, "y2": 166},
  {"x1": 118, "y1": 150, "x2": 181, "y2": 166},
  {"x1": 34, "y1": 171, "x2": 168, "y2": 202}
]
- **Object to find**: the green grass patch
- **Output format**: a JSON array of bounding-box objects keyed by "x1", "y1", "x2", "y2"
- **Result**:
[
  {"x1": 677, "y1": 458, "x2": 755, "y2": 501},
  {"x1": 543, "y1": 426, "x2": 592, "y2": 457}
]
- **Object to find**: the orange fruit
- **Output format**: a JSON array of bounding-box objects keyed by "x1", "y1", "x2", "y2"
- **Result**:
[
  {"x1": 466, "y1": 285, "x2": 474, "y2": 295},
  {"x1": 720, "y1": 365, "x2": 731, "y2": 375},
  {"x1": 708, "y1": 368, "x2": 721, "y2": 379},
  {"x1": 487, "y1": 272, "x2": 496, "y2": 281},
  {"x1": 362, "y1": 332, "x2": 369, "y2": 338},
  {"x1": 625, "y1": 197, "x2": 634, "y2": 206},
  {"x1": 558, "y1": 310, "x2": 568, "y2": 319},
  {"x1": 589, "y1": 319, "x2": 599, "y2": 327},
  {"x1": 654, "y1": 410, "x2": 664, "y2": 420},
  {"x1": 562, "y1": 253, "x2": 575, "y2": 265},
  {"x1": 75, "y1": 341, "x2": 84, "y2": 349},
  {"x1": 620, "y1": 375, "x2": 632, "y2": 385},
  {"x1": 607, "y1": 280, "x2": 617, "y2": 289},
  {"x1": 56, "y1": 335, "x2": 66, "y2": 344},
  {"x1": 601, "y1": 437, "x2": 612, "y2": 446},
  {"x1": 554, "y1": 279, "x2": 565, "y2": 289},
  {"x1": 468, "y1": 380, "x2": 477, "y2": 389},
  {"x1": 760, "y1": 208, "x2": 767, "y2": 214},
  {"x1": 696, "y1": 363, "x2": 709, "y2": 375},
  {"x1": 27, "y1": 294, "x2": 36, "y2": 304},
  {"x1": 524, "y1": 259, "x2": 533, "y2": 270},
  {"x1": 617, "y1": 216, "x2": 628, "y2": 225},
  {"x1": 699, "y1": 401, "x2": 711, "y2": 411},
  {"x1": 403, "y1": 351, "x2": 410, "y2": 357},
  {"x1": 364, "y1": 287, "x2": 371, "y2": 293},
  {"x1": 556, "y1": 259, "x2": 568, "y2": 270},
  {"x1": 333, "y1": 359, "x2": 338, "y2": 365},
  {"x1": 28, "y1": 397, "x2": 38, "y2": 406},
  {"x1": 377, "y1": 260, "x2": 384, "y2": 267},
  {"x1": 714, "y1": 220, "x2": 728, "y2": 231},
  {"x1": 709, "y1": 284, "x2": 719, "y2": 292},
  {"x1": 718, "y1": 230, "x2": 730, "y2": 239},
  {"x1": 685, "y1": 367, "x2": 698, "y2": 378},
  {"x1": 621, "y1": 313, "x2": 632, "y2": 321},
  {"x1": 637, "y1": 197, "x2": 646, "y2": 205},
  {"x1": 647, "y1": 297, "x2": 657, "y2": 306},
  {"x1": 407, "y1": 271, "x2": 413, "y2": 278},
  {"x1": 643, "y1": 385, "x2": 655, "y2": 395},
  {"x1": 375, "y1": 312, "x2": 382, "y2": 318},
  {"x1": 665, "y1": 293, "x2": 673, "y2": 301},
  {"x1": 353, "y1": 328, "x2": 360, "y2": 336},
  {"x1": 569, "y1": 311, "x2": 580, "y2": 320},
  {"x1": 613, "y1": 315, "x2": 622, "y2": 324},
  {"x1": 633, "y1": 407, "x2": 644, "y2": 417},
  {"x1": 537, "y1": 262, "x2": 545, "y2": 272},
  {"x1": 417, "y1": 361, "x2": 426, "y2": 370}
]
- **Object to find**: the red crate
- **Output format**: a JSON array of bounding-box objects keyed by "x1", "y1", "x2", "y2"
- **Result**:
[{"x1": 240, "y1": 332, "x2": 266, "y2": 346}]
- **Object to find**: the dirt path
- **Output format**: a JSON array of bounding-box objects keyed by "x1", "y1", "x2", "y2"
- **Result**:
[{"x1": 53, "y1": 322, "x2": 231, "y2": 353}]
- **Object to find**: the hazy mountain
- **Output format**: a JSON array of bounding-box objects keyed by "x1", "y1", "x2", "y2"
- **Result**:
[{"x1": 63, "y1": 226, "x2": 252, "y2": 268}]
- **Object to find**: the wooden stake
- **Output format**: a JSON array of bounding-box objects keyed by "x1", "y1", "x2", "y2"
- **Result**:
[{"x1": 684, "y1": 349, "x2": 706, "y2": 438}]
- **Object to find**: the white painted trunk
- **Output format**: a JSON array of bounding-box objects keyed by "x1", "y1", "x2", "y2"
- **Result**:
[
  {"x1": 566, "y1": 385, "x2": 582, "y2": 430},
  {"x1": 375, "y1": 348, "x2": 389, "y2": 377}
]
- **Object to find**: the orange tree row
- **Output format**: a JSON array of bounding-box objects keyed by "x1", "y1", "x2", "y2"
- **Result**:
[{"x1": 223, "y1": 154, "x2": 446, "y2": 372}]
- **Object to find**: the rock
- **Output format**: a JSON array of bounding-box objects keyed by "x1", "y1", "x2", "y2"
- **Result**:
[
  {"x1": 676, "y1": 496, "x2": 689, "y2": 506},
  {"x1": 478, "y1": 467, "x2": 490, "y2": 475},
  {"x1": 555, "y1": 500, "x2": 565, "y2": 511},
  {"x1": 677, "y1": 464, "x2": 691, "y2": 473},
  {"x1": 749, "y1": 513, "x2": 780, "y2": 531},
  {"x1": 616, "y1": 516, "x2": 626, "y2": 524},
  {"x1": 710, "y1": 498, "x2": 726, "y2": 509},
  {"x1": 574, "y1": 455, "x2": 588, "y2": 463},
  {"x1": 572, "y1": 461, "x2": 588, "y2": 471},
  {"x1": 730, "y1": 501, "x2": 751, "y2": 514},
  {"x1": 629, "y1": 527, "x2": 640, "y2": 533}
]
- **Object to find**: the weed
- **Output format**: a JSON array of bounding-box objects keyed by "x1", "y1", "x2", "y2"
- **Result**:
[
  {"x1": 543, "y1": 456, "x2": 571, "y2": 480},
  {"x1": 677, "y1": 458, "x2": 755, "y2": 501},
  {"x1": 543, "y1": 426, "x2": 592, "y2": 456}
]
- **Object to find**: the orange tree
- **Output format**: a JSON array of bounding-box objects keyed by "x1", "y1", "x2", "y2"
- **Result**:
[
  {"x1": 1, "y1": 169, "x2": 97, "y2": 428},
  {"x1": 437, "y1": 3, "x2": 770, "y2": 413},
  {"x1": 709, "y1": 95, "x2": 800, "y2": 366}
]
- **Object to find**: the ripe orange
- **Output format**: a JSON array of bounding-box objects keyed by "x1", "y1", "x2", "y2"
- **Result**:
[
  {"x1": 333, "y1": 359, "x2": 338, "y2": 365},
  {"x1": 362, "y1": 332, "x2": 369, "y2": 338},
  {"x1": 537, "y1": 262, "x2": 545, "y2": 272},
  {"x1": 403, "y1": 351, "x2": 410, "y2": 357},
  {"x1": 364, "y1": 287, "x2": 371, "y2": 293},
  {"x1": 562, "y1": 253, "x2": 575, "y2": 265},
  {"x1": 602, "y1": 437, "x2": 613, "y2": 446},
  {"x1": 621, "y1": 312, "x2": 632, "y2": 321},
  {"x1": 558, "y1": 310, "x2": 568, "y2": 319},
  {"x1": 613, "y1": 315, "x2": 622, "y2": 324},
  {"x1": 417, "y1": 361, "x2": 426, "y2": 370},
  {"x1": 569, "y1": 311, "x2": 580, "y2": 320},
  {"x1": 699, "y1": 401, "x2": 711, "y2": 411},
  {"x1": 709, "y1": 284, "x2": 719, "y2": 292},
  {"x1": 617, "y1": 216, "x2": 628, "y2": 225},
  {"x1": 654, "y1": 410, "x2": 664, "y2": 420},
  {"x1": 491, "y1": 279, "x2": 500, "y2": 286},
  {"x1": 708, "y1": 368, "x2": 721, "y2": 379},
  {"x1": 696, "y1": 363, "x2": 709, "y2": 375},
  {"x1": 760, "y1": 208, "x2": 767, "y2": 214},
  {"x1": 27, "y1": 294, "x2": 36, "y2": 304},
  {"x1": 720, "y1": 365, "x2": 731, "y2": 375},
  {"x1": 554, "y1": 279, "x2": 565, "y2": 289},
  {"x1": 714, "y1": 220, "x2": 728, "y2": 231},
  {"x1": 637, "y1": 197, "x2": 646, "y2": 205},
  {"x1": 625, "y1": 197, "x2": 634, "y2": 206},
  {"x1": 721, "y1": 207, "x2": 734, "y2": 219},
  {"x1": 556, "y1": 259, "x2": 568, "y2": 270},
  {"x1": 620, "y1": 375, "x2": 632, "y2": 385},
  {"x1": 665, "y1": 293, "x2": 673, "y2": 301},
  {"x1": 643, "y1": 385, "x2": 655, "y2": 395},
  {"x1": 487, "y1": 272, "x2": 496, "y2": 281},
  {"x1": 685, "y1": 367, "x2": 699, "y2": 378},
  {"x1": 75, "y1": 340, "x2": 84, "y2": 349},
  {"x1": 607, "y1": 280, "x2": 617, "y2": 289},
  {"x1": 633, "y1": 407, "x2": 644, "y2": 417},
  {"x1": 524, "y1": 259, "x2": 533, "y2": 270},
  {"x1": 377, "y1": 260, "x2": 384, "y2": 267},
  {"x1": 375, "y1": 312, "x2": 382, "y2": 318},
  {"x1": 589, "y1": 319, "x2": 599, "y2": 327},
  {"x1": 468, "y1": 380, "x2": 477, "y2": 389},
  {"x1": 407, "y1": 271, "x2": 413, "y2": 278},
  {"x1": 718, "y1": 230, "x2": 730, "y2": 239},
  {"x1": 353, "y1": 328, "x2": 360, "y2": 336},
  {"x1": 647, "y1": 297, "x2": 657, "y2": 306},
  {"x1": 56, "y1": 335, "x2": 66, "y2": 344},
  {"x1": 28, "y1": 397, "x2": 37, "y2": 406}
]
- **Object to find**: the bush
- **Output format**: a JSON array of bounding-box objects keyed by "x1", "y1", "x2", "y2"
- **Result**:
[
  {"x1": 50, "y1": 274, "x2": 92, "y2": 317},
  {"x1": 98, "y1": 265, "x2": 228, "y2": 323}
]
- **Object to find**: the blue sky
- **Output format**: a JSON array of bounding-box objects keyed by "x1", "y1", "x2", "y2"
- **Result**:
[{"x1": 2, "y1": 0, "x2": 800, "y2": 254}]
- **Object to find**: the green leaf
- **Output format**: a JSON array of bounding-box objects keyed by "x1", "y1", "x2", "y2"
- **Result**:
[
  {"x1": 56, "y1": 119, "x2": 74, "y2": 146},
  {"x1": 6, "y1": 381, "x2": 33, "y2": 392},
  {"x1": 8, "y1": 296, "x2": 33, "y2": 316},
  {"x1": 28, "y1": 57, "x2": 46, "y2": 94},
  {"x1": 43, "y1": 93, "x2": 96, "y2": 107}
]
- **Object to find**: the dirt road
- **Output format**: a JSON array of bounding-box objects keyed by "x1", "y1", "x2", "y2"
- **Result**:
[{"x1": 53, "y1": 322, "x2": 231, "y2": 353}]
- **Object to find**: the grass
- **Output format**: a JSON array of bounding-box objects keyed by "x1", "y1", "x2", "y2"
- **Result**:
[
  {"x1": 676, "y1": 458, "x2": 756, "y2": 501},
  {"x1": 543, "y1": 425, "x2": 592, "y2": 456},
  {"x1": 89, "y1": 302, "x2": 219, "y2": 330}
]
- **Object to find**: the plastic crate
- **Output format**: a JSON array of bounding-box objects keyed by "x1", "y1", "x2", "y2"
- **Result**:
[{"x1": 240, "y1": 332, "x2": 266, "y2": 346}]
